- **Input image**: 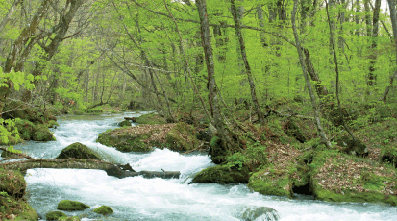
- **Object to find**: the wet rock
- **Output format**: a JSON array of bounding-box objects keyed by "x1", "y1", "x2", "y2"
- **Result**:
[
  {"x1": 238, "y1": 207, "x2": 280, "y2": 221},
  {"x1": 105, "y1": 165, "x2": 180, "y2": 179},
  {"x1": 124, "y1": 117, "x2": 136, "y2": 122},
  {"x1": 118, "y1": 120, "x2": 132, "y2": 127},
  {"x1": 93, "y1": 205, "x2": 113, "y2": 215},
  {"x1": 46, "y1": 211, "x2": 67, "y2": 220},
  {"x1": 56, "y1": 142, "x2": 102, "y2": 160},
  {"x1": 192, "y1": 164, "x2": 250, "y2": 183},
  {"x1": 165, "y1": 122, "x2": 199, "y2": 151},
  {"x1": 57, "y1": 200, "x2": 90, "y2": 211}
]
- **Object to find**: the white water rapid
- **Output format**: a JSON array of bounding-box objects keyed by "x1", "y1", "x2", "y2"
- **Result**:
[{"x1": 2, "y1": 112, "x2": 397, "y2": 220}]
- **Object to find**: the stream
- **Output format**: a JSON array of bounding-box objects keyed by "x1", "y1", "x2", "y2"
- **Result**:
[{"x1": 1, "y1": 111, "x2": 397, "y2": 220}]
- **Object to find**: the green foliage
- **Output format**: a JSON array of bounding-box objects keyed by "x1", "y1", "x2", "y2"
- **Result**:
[{"x1": 227, "y1": 142, "x2": 267, "y2": 171}]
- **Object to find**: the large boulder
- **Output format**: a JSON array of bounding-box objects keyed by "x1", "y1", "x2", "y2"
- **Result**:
[
  {"x1": 97, "y1": 128, "x2": 152, "y2": 152},
  {"x1": 310, "y1": 150, "x2": 397, "y2": 206},
  {"x1": 33, "y1": 124, "x2": 56, "y2": 141},
  {"x1": 59, "y1": 216, "x2": 81, "y2": 221},
  {"x1": 93, "y1": 205, "x2": 113, "y2": 215},
  {"x1": 135, "y1": 113, "x2": 166, "y2": 125},
  {"x1": 192, "y1": 164, "x2": 250, "y2": 183},
  {"x1": 56, "y1": 142, "x2": 102, "y2": 160},
  {"x1": 164, "y1": 122, "x2": 199, "y2": 151},
  {"x1": 57, "y1": 200, "x2": 90, "y2": 211},
  {"x1": 46, "y1": 211, "x2": 67, "y2": 220}
]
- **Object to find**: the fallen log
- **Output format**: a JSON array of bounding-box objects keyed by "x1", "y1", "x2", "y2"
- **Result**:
[{"x1": 0, "y1": 159, "x2": 180, "y2": 179}]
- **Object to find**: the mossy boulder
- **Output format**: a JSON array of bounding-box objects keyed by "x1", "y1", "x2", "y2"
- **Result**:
[
  {"x1": 56, "y1": 142, "x2": 102, "y2": 160},
  {"x1": 335, "y1": 135, "x2": 369, "y2": 157},
  {"x1": 135, "y1": 113, "x2": 166, "y2": 125},
  {"x1": 59, "y1": 216, "x2": 81, "y2": 221},
  {"x1": 118, "y1": 120, "x2": 132, "y2": 127},
  {"x1": 93, "y1": 205, "x2": 113, "y2": 215},
  {"x1": 208, "y1": 136, "x2": 227, "y2": 164},
  {"x1": 1, "y1": 150, "x2": 24, "y2": 159},
  {"x1": 97, "y1": 129, "x2": 152, "y2": 152},
  {"x1": 192, "y1": 164, "x2": 250, "y2": 183},
  {"x1": 48, "y1": 120, "x2": 60, "y2": 128},
  {"x1": 57, "y1": 200, "x2": 90, "y2": 211},
  {"x1": 14, "y1": 119, "x2": 36, "y2": 140},
  {"x1": 164, "y1": 122, "x2": 199, "y2": 151},
  {"x1": 248, "y1": 164, "x2": 293, "y2": 198},
  {"x1": 0, "y1": 169, "x2": 26, "y2": 198},
  {"x1": 310, "y1": 150, "x2": 397, "y2": 206},
  {"x1": 46, "y1": 211, "x2": 67, "y2": 220},
  {"x1": 33, "y1": 124, "x2": 56, "y2": 141}
]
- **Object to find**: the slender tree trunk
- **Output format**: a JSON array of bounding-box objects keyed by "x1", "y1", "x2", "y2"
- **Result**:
[
  {"x1": 0, "y1": 0, "x2": 20, "y2": 38},
  {"x1": 291, "y1": 0, "x2": 332, "y2": 148},
  {"x1": 383, "y1": 0, "x2": 397, "y2": 102},
  {"x1": 231, "y1": 0, "x2": 264, "y2": 126},
  {"x1": 355, "y1": 0, "x2": 361, "y2": 36},
  {"x1": 256, "y1": 4, "x2": 267, "y2": 46},
  {"x1": 367, "y1": 0, "x2": 381, "y2": 87},
  {"x1": 196, "y1": 0, "x2": 239, "y2": 151},
  {"x1": 326, "y1": 1, "x2": 358, "y2": 142}
]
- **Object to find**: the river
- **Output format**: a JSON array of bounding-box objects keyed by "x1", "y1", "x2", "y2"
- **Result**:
[{"x1": 2, "y1": 112, "x2": 397, "y2": 220}]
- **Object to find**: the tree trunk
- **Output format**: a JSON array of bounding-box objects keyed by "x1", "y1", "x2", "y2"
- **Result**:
[
  {"x1": 291, "y1": 0, "x2": 332, "y2": 148},
  {"x1": 231, "y1": 0, "x2": 264, "y2": 126},
  {"x1": 367, "y1": 0, "x2": 381, "y2": 87},
  {"x1": 196, "y1": 0, "x2": 240, "y2": 151}
]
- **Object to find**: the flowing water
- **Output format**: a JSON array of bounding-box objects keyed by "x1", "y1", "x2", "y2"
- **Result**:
[{"x1": 1, "y1": 112, "x2": 397, "y2": 221}]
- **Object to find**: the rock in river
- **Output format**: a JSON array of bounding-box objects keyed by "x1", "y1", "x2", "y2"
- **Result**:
[{"x1": 56, "y1": 142, "x2": 102, "y2": 160}]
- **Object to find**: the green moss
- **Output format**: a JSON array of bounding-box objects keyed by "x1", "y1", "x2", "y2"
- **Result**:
[
  {"x1": 0, "y1": 170, "x2": 25, "y2": 198},
  {"x1": 33, "y1": 124, "x2": 55, "y2": 141},
  {"x1": 47, "y1": 120, "x2": 60, "y2": 128},
  {"x1": 57, "y1": 200, "x2": 90, "y2": 211},
  {"x1": 97, "y1": 130, "x2": 152, "y2": 152},
  {"x1": 381, "y1": 146, "x2": 397, "y2": 166},
  {"x1": 208, "y1": 136, "x2": 227, "y2": 164},
  {"x1": 310, "y1": 150, "x2": 397, "y2": 206},
  {"x1": 92, "y1": 205, "x2": 113, "y2": 215},
  {"x1": 58, "y1": 216, "x2": 81, "y2": 221},
  {"x1": 14, "y1": 119, "x2": 36, "y2": 140},
  {"x1": 56, "y1": 142, "x2": 102, "y2": 160},
  {"x1": 46, "y1": 211, "x2": 67, "y2": 220},
  {"x1": 135, "y1": 113, "x2": 166, "y2": 125},
  {"x1": 192, "y1": 164, "x2": 250, "y2": 183},
  {"x1": 9, "y1": 199, "x2": 38, "y2": 221},
  {"x1": 165, "y1": 122, "x2": 199, "y2": 151},
  {"x1": 248, "y1": 165, "x2": 293, "y2": 198},
  {"x1": 118, "y1": 120, "x2": 132, "y2": 127}
]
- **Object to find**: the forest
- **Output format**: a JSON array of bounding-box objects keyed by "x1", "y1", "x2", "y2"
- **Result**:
[{"x1": 1, "y1": 0, "x2": 397, "y2": 220}]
